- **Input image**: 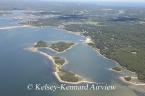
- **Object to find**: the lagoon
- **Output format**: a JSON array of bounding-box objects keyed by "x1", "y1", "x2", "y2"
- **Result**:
[{"x1": 0, "y1": 11, "x2": 140, "y2": 96}]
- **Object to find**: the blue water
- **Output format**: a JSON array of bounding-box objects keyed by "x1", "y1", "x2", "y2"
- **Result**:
[{"x1": 0, "y1": 11, "x2": 140, "y2": 96}]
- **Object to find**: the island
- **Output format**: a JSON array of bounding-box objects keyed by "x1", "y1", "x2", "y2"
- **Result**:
[
  {"x1": 50, "y1": 42, "x2": 74, "y2": 52},
  {"x1": 53, "y1": 56, "x2": 65, "y2": 66},
  {"x1": 34, "y1": 40, "x2": 48, "y2": 47},
  {"x1": 26, "y1": 40, "x2": 88, "y2": 84},
  {"x1": 34, "y1": 41, "x2": 75, "y2": 53},
  {"x1": 58, "y1": 69, "x2": 80, "y2": 82},
  {"x1": 52, "y1": 56, "x2": 81, "y2": 83}
]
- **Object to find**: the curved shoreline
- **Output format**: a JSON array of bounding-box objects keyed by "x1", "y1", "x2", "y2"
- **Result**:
[
  {"x1": 119, "y1": 76, "x2": 145, "y2": 86},
  {"x1": 25, "y1": 47, "x2": 94, "y2": 84},
  {"x1": 119, "y1": 76, "x2": 145, "y2": 93},
  {"x1": 22, "y1": 24, "x2": 145, "y2": 88},
  {"x1": 57, "y1": 25, "x2": 82, "y2": 36}
]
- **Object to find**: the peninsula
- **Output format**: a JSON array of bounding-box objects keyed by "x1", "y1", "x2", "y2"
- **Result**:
[
  {"x1": 22, "y1": 8, "x2": 145, "y2": 83},
  {"x1": 26, "y1": 40, "x2": 89, "y2": 84}
]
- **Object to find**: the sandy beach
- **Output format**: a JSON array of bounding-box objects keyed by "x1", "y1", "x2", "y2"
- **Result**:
[
  {"x1": 120, "y1": 76, "x2": 145, "y2": 86},
  {"x1": 119, "y1": 76, "x2": 145, "y2": 93},
  {"x1": 25, "y1": 46, "x2": 94, "y2": 84},
  {"x1": 108, "y1": 68, "x2": 122, "y2": 74},
  {"x1": 0, "y1": 25, "x2": 35, "y2": 30}
]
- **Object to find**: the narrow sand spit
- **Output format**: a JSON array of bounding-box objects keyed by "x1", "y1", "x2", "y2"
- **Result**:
[
  {"x1": 25, "y1": 47, "x2": 95, "y2": 84},
  {"x1": 0, "y1": 25, "x2": 34, "y2": 30}
]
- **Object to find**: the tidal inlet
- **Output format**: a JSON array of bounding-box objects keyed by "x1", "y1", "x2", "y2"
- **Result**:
[{"x1": 0, "y1": 0, "x2": 145, "y2": 96}]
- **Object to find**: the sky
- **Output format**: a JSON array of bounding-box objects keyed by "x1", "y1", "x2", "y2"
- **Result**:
[
  {"x1": 41, "y1": 0, "x2": 145, "y2": 3},
  {"x1": 1, "y1": 0, "x2": 145, "y2": 3}
]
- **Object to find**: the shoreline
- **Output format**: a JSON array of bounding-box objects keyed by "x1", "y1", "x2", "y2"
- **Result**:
[
  {"x1": 20, "y1": 24, "x2": 103, "y2": 58},
  {"x1": 0, "y1": 25, "x2": 35, "y2": 30},
  {"x1": 108, "y1": 68, "x2": 122, "y2": 74},
  {"x1": 57, "y1": 25, "x2": 82, "y2": 36},
  {"x1": 22, "y1": 24, "x2": 145, "y2": 87},
  {"x1": 119, "y1": 76, "x2": 145, "y2": 93},
  {"x1": 119, "y1": 76, "x2": 145, "y2": 86},
  {"x1": 33, "y1": 41, "x2": 78, "y2": 54},
  {"x1": 25, "y1": 47, "x2": 94, "y2": 84}
]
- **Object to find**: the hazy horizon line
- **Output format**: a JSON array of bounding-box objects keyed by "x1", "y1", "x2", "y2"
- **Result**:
[{"x1": 1, "y1": 0, "x2": 145, "y2": 3}]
